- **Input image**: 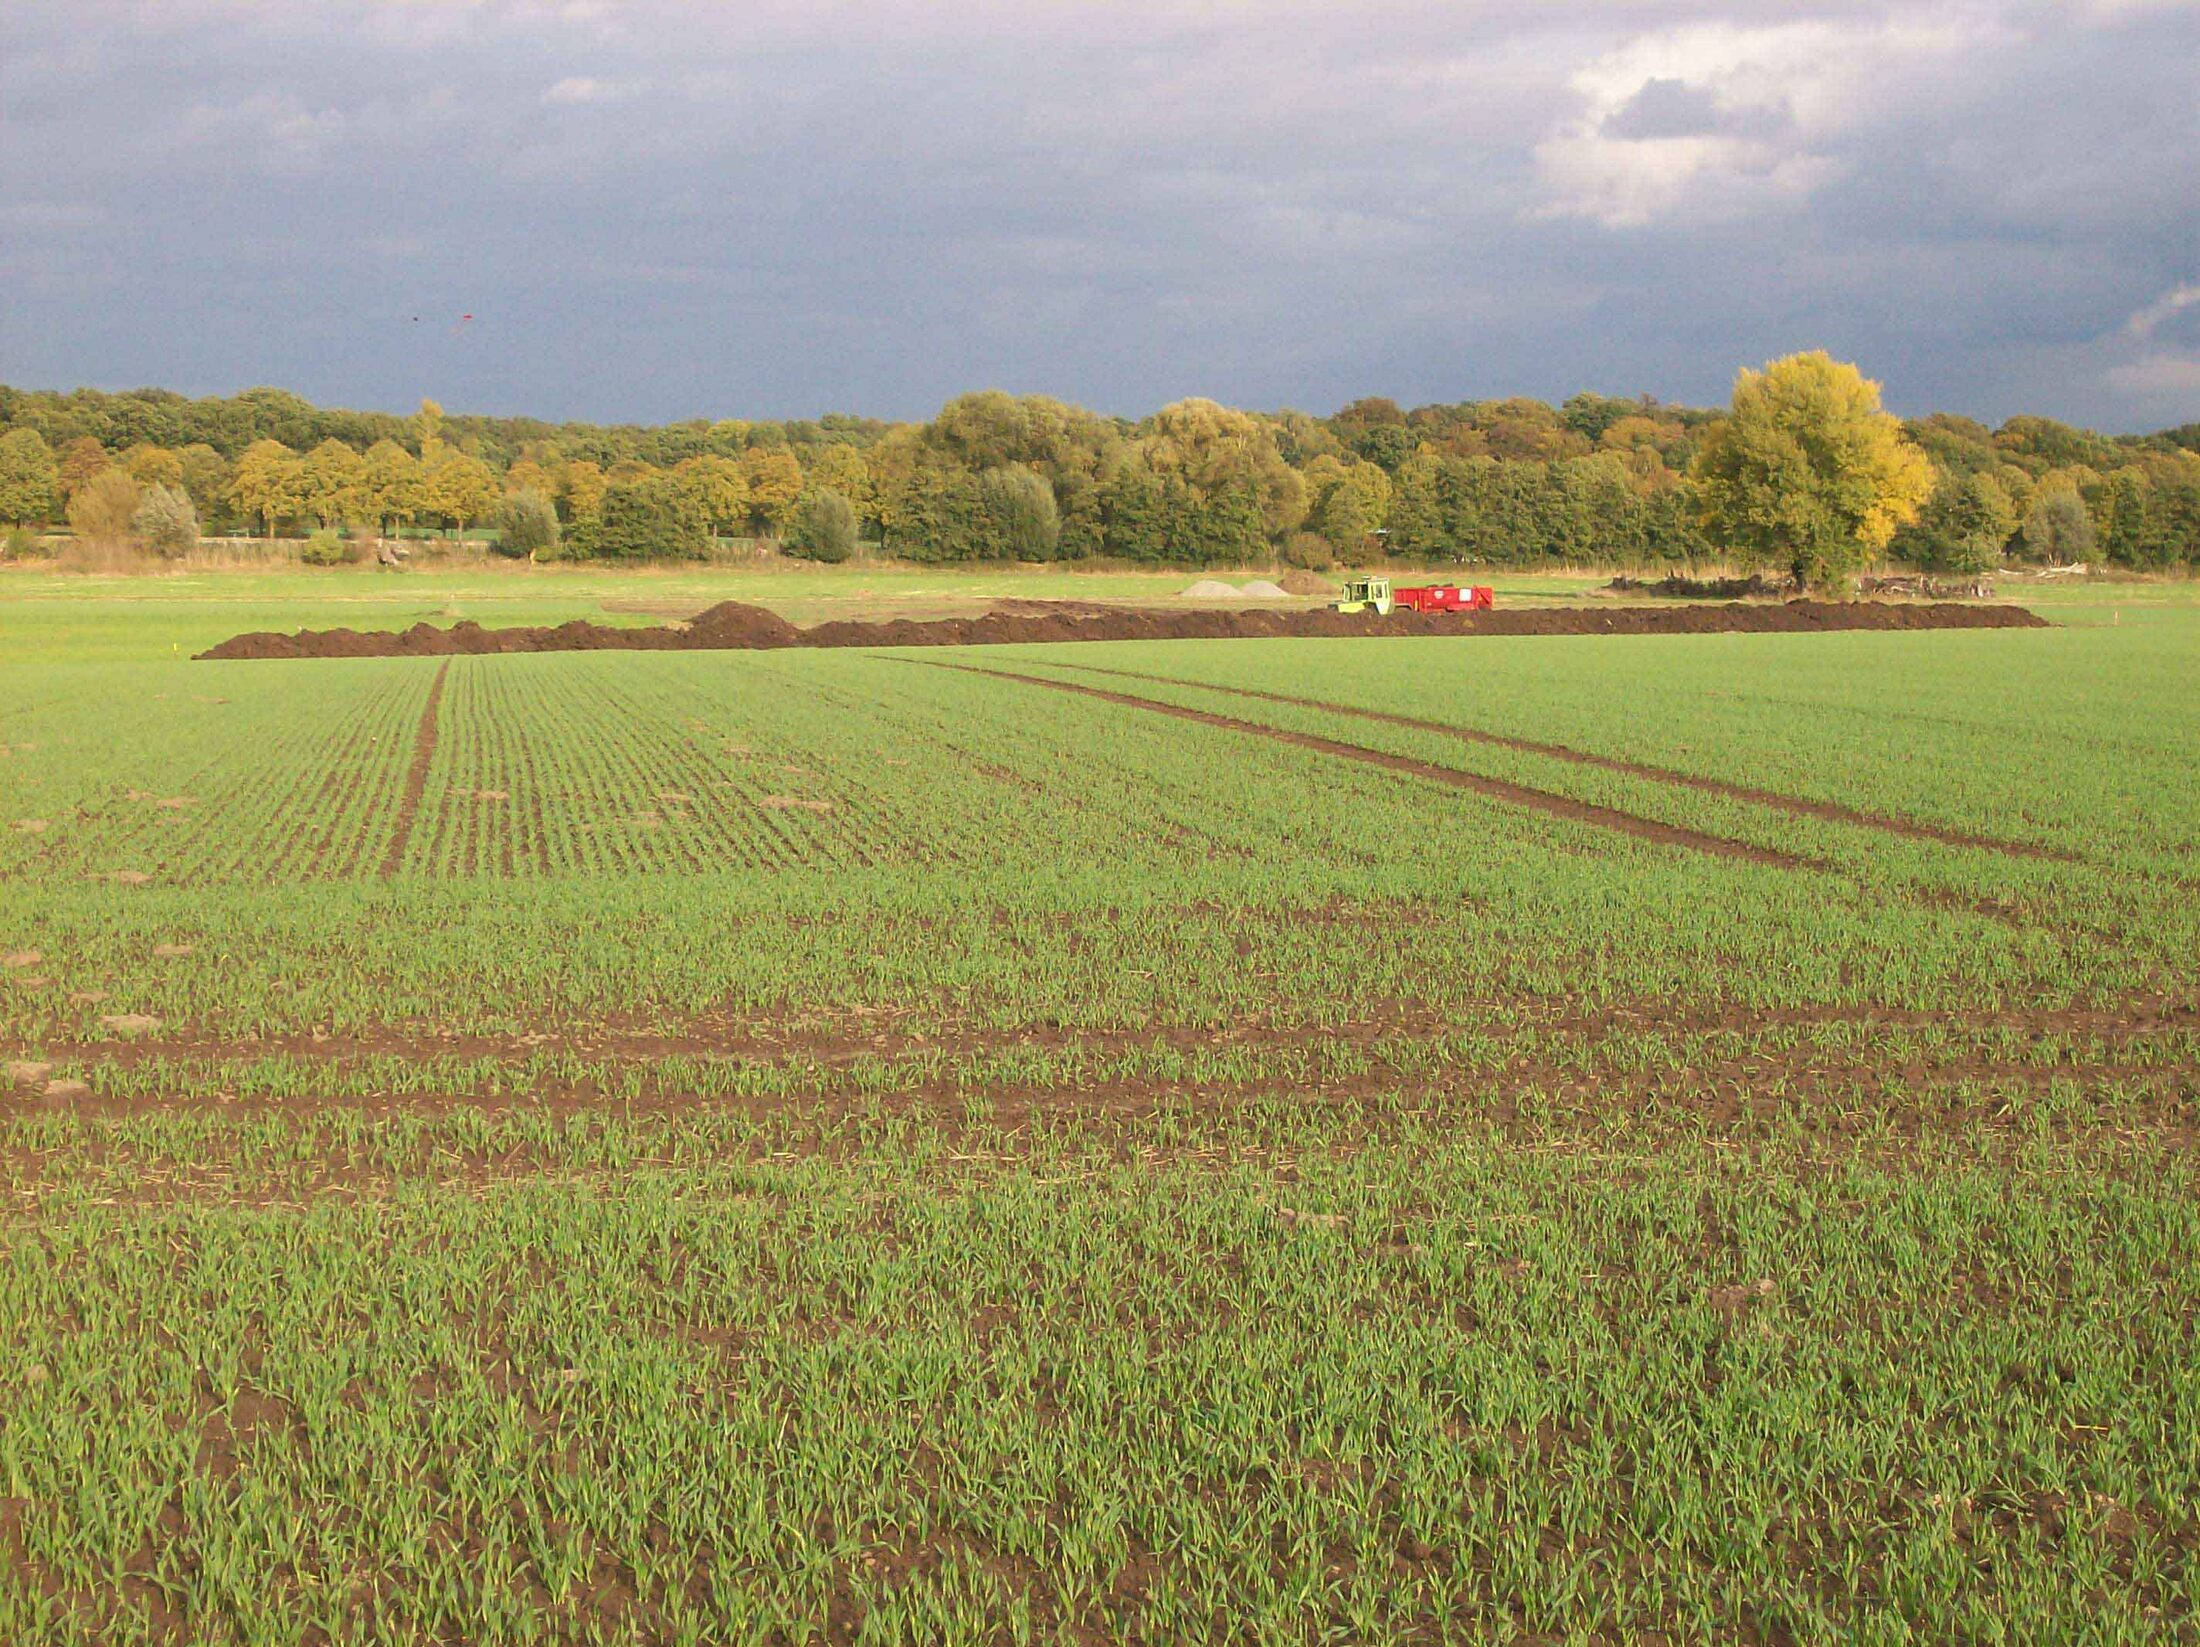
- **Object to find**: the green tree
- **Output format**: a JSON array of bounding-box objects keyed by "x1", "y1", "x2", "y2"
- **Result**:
[
  {"x1": 977, "y1": 465, "x2": 1060, "y2": 560},
  {"x1": 0, "y1": 428, "x2": 60, "y2": 525},
  {"x1": 175, "y1": 445, "x2": 232, "y2": 531},
  {"x1": 1897, "y1": 468, "x2": 2016, "y2": 574},
  {"x1": 2017, "y1": 487, "x2": 2095, "y2": 565},
  {"x1": 672, "y1": 455, "x2": 750, "y2": 536},
  {"x1": 556, "y1": 460, "x2": 609, "y2": 524},
  {"x1": 572, "y1": 475, "x2": 711, "y2": 560},
  {"x1": 2098, "y1": 470, "x2": 2175, "y2": 569},
  {"x1": 493, "y1": 489, "x2": 560, "y2": 560},
  {"x1": 804, "y1": 444, "x2": 874, "y2": 526},
  {"x1": 133, "y1": 484, "x2": 199, "y2": 558},
  {"x1": 1303, "y1": 455, "x2": 1392, "y2": 552},
  {"x1": 786, "y1": 489, "x2": 858, "y2": 562},
  {"x1": 1142, "y1": 398, "x2": 1306, "y2": 539},
  {"x1": 1692, "y1": 351, "x2": 1933, "y2": 592}
]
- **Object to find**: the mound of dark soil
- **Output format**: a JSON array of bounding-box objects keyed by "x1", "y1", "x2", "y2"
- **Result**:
[
  {"x1": 196, "y1": 596, "x2": 2046, "y2": 661},
  {"x1": 688, "y1": 602, "x2": 803, "y2": 646}
]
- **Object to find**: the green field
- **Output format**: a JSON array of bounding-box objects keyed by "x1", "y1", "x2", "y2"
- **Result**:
[{"x1": 2, "y1": 570, "x2": 2196, "y2": 1643}]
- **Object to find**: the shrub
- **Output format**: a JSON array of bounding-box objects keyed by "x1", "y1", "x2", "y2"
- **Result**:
[
  {"x1": 977, "y1": 466, "x2": 1060, "y2": 560},
  {"x1": 65, "y1": 468, "x2": 142, "y2": 545},
  {"x1": 786, "y1": 489, "x2": 858, "y2": 562},
  {"x1": 1282, "y1": 531, "x2": 1335, "y2": 571},
  {"x1": 1, "y1": 526, "x2": 45, "y2": 561},
  {"x1": 133, "y1": 484, "x2": 200, "y2": 559},
  {"x1": 495, "y1": 489, "x2": 561, "y2": 560},
  {"x1": 299, "y1": 528, "x2": 348, "y2": 567}
]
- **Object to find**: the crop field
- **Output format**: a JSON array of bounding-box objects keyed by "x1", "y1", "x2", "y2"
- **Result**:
[{"x1": 1, "y1": 575, "x2": 2196, "y2": 1644}]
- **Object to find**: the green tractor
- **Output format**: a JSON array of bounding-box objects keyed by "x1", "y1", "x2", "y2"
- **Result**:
[{"x1": 1332, "y1": 576, "x2": 1394, "y2": 615}]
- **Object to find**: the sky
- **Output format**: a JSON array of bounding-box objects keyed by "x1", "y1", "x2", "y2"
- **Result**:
[{"x1": 2, "y1": 0, "x2": 2195, "y2": 432}]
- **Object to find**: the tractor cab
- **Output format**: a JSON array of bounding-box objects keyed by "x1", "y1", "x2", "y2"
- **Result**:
[{"x1": 1333, "y1": 576, "x2": 1394, "y2": 616}]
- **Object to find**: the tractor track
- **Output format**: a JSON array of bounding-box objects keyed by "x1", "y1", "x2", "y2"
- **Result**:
[
  {"x1": 379, "y1": 660, "x2": 450, "y2": 879},
  {"x1": 1037, "y1": 659, "x2": 2079, "y2": 863},
  {"x1": 11, "y1": 995, "x2": 2191, "y2": 1078},
  {"x1": 5, "y1": 1060, "x2": 2191, "y2": 1162},
  {"x1": 924, "y1": 660, "x2": 1830, "y2": 873}
]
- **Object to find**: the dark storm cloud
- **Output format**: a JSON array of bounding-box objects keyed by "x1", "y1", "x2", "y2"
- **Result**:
[{"x1": 1, "y1": 0, "x2": 2194, "y2": 429}]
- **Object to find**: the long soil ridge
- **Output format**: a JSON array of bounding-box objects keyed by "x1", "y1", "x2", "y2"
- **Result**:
[
  {"x1": 196, "y1": 597, "x2": 2049, "y2": 660},
  {"x1": 379, "y1": 660, "x2": 450, "y2": 879},
  {"x1": 9, "y1": 1067, "x2": 2192, "y2": 1158},
  {"x1": 13, "y1": 994, "x2": 2191, "y2": 1072},
  {"x1": 1039, "y1": 660, "x2": 2080, "y2": 863},
  {"x1": 927, "y1": 661, "x2": 1826, "y2": 872}
]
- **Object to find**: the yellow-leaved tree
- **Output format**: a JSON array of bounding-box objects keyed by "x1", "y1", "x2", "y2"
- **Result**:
[{"x1": 1692, "y1": 352, "x2": 1932, "y2": 592}]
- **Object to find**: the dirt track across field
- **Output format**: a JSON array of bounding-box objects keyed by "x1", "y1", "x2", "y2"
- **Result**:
[
  {"x1": 1040, "y1": 660, "x2": 2081, "y2": 863},
  {"x1": 197, "y1": 597, "x2": 2047, "y2": 660}
]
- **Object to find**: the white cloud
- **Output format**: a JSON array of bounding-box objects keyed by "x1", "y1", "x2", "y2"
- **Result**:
[
  {"x1": 2105, "y1": 353, "x2": 2200, "y2": 395},
  {"x1": 178, "y1": 91, "x2": 346, "y2": 171},
  {"x1": 1531, "y1": 13, "x2": 1997, "y2": 228},
  {"x1": 2126, "y1": 283, "x2": 2200, "y2": 338},
  {"x1": 542, "y1": 75, "x2": 635, "y2": 105}
]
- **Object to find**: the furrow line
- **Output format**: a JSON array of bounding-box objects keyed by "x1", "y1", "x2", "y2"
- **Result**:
[
  {"x1": 924, "y1": 660, "x2": 1818, "y2": 872},
  {"x1": 1039, "y1": 659, "x2": 2080, "y2": 863},
  {"x1": 379, "y1": 660, "x2": 451, "y2": 880}
]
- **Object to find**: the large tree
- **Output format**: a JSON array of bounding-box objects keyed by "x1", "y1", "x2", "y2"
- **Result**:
[
  {"x1": 1692, "y1": 352, "x2": 1932, "y2": 592},
  {"x1": 423, "y1": 450, "x2": 500, "y2": 536},
  {"x1": 1894, "y1": 465, "x2": 2019, "y2": 574},
  {"x1": 56, "y1": 435, "x2": 112, "y2": 505},
  {"x1": 228, "y1": 439, "x2": 302, "y2": 538},
  {"x1": 298, "y1": 438, "x2": 367, "y2": 528},
  {"x1": 739, "y1": 448, "x2": 804, "y2": 537},
  {"x1": 672, "y1": 455, "x2": 749, "y2": 536},
  {"x1": 1140, "y1": 398, "x2": 1306, "y2": 539},
  {"x1": 0, "y1": 427, "x2": 60, "y2": 526},
  {"x1": 2018, "y1": 486, "x2": 2095, "y2": 565},
  {"x1": 360, "y1": 440, "x2": 424, "y2": 535}
]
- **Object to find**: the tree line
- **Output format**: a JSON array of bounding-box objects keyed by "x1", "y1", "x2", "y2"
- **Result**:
[{"x1": 1, "y1": 376, "x2": 2195, "y2": 574}]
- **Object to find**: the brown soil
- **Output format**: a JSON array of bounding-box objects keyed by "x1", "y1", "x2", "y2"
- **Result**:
[
  {"x1": 380, "y1": 660, "x2": 449, "y2": 878},
  {"x1": 1049, "y1": 661, "x2": 2079, "y2": 863},
  {"x1": 196, "y1": 597, "x2": 2046, "y2": 660},
  {"x1": 14, "y1": 993, "x2": 2192, "y2": 1076}
]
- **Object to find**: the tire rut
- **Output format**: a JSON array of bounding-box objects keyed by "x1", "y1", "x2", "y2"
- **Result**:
[
  {"x1": 926, "y1": 660, "x2": 1821, "y2": 872},
  {"x1": 1041, "y1": 660, "x2": 2079, "y2": 863},
  {"x1": 380, "y1": 660, "x2": 451, "y2": 879}
]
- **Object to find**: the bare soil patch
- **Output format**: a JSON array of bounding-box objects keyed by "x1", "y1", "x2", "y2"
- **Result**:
[{"x1": 197, "y1": 597, "x2": 2046, "y2": 660}]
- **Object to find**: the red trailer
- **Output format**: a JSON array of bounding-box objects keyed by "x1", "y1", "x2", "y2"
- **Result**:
[{"x1": 1392, "y1": 584, "x2": 1494, "y2": 613}]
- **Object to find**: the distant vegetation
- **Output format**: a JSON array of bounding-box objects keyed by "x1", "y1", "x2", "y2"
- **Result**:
[{"x1": 1, "y1": 365, "x2": 2195, "y2": 576}]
